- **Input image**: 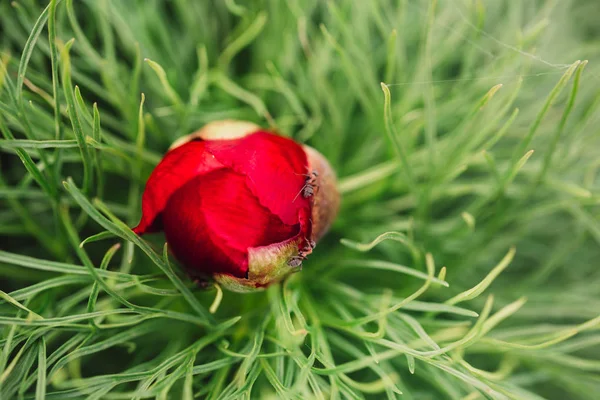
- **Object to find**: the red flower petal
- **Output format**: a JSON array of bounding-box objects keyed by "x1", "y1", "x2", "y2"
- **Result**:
[
  {"x1": 133, "y1": 141, "x2": 223, "y2": 234},
  {"x1": 162, "y1": 169, "x2": 300, "y2": 278},
  {"x1": 204, "y1": 132, "x2": 312, "y2": 229}
]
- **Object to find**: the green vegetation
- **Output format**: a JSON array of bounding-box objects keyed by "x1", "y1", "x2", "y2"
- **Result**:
[{"x1": 1, "y1": 0, "x2": 599, "y2": 398}]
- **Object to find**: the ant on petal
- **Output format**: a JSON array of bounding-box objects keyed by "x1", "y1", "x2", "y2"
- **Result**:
[
  {"x1": 287, "y1": 256, "x2": 303, "y2": 269},
  {"x1": 287, "y1": 238, "x2": 316, "y2": 268},
  {"x1": 293, "y1": 171, "x2": 319, "y2": 202}
]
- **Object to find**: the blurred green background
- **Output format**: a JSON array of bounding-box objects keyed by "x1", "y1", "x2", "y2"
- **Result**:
[{"x1": 1, "y1": 0, "x2": 599, "y2": 399}]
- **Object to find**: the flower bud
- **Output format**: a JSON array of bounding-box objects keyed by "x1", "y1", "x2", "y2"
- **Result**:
[{"x1": 134, "y1": 120, "x2": 339, "y2": 292}]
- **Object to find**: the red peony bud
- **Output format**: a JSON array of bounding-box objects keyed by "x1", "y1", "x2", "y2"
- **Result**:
[{"x1": 134, "y1": 120, "x2": 339, "y2": 292}]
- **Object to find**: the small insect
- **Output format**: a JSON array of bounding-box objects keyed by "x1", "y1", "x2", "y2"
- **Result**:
[
  {"x1": 299, "y1": 238, "x2": 316, "y2": 258},
  {"x1": 287, "y1": 239, "x2": 316, "y2": 268},
  {"x1": 303, "y1": 171, "x2": 318, "y2": 198},
  {"x1": 302, "y1": 240, "x2": 316, "y2": 254},
  {"x1": 287, "y1": 256, "x2": 303, "y2": 268},
  {"x1": 293, "y1": 171, "x2": 319, "y2": 202}
]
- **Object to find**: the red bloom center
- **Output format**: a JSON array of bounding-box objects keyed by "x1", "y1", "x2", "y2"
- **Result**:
[{"x1": 134, "y1": 131, "x2": 312, "y2": 278}]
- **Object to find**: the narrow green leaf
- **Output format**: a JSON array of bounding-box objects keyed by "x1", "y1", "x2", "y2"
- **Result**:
[
  {"x1": 16, "y1": 3, "x2": 50, "y2": 101},
  {"x1": 144, "y1": 58, "x2": 182, "y2": 107},
  {"x1": 35, "y1": 338, "x2": 46, "y2": 400},
  {"x1": 86, "y1": 243, "x2": 121, "y2": 316},
  {"x1": 536, "y1": 61, "x2": 587, "y2": 184},
  {"x1": 211, "y1": 72, "x2": 274, "y2": 126},
  {"x1": 79, "y1": 231, "x2": 116, "y2": 247},
  {"x1": 341, "y1": 231, "x2": 421, "y2": 264},
  {"x1": 190, "y1": 45, "x2": 209, "y2": 106},
  {"x1": 446, "y1": 247, "x2": 516, "y2": 306},
  {"x1": 48, "y1": 0, "x2": 61, "y2": 141},
  {"x1": 0, "y1": 290, "x2": 43, "y2": 319},
  {"x1": 61, "y1": 39, "x2": 94, "y2": 195},
  {"x1": 219, "y1": 12, "x2": 267, "y2": 67},
  {"x1": 381, "y1": 83, "x2": 415, "y2": 189},
  {"x1": 337, "y1": 259, "x2": 448, "y2": 286},
  {"x1": 63, "y1": 178, "x2": 213, "y2": 324},
  {"x1": 506, "y1": 61, "x2": 581, "y2": 180},
  {"x1": 0, "y1": 118, "x2": 56, "y2": 198},
  {"x1": 0, "y1": 139, "x2": 78, "y2": 149}
]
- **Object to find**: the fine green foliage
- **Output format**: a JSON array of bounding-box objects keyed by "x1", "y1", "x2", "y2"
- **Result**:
[{"x1": 1, "y1": 0, "x2": 600, "y2": 399}]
